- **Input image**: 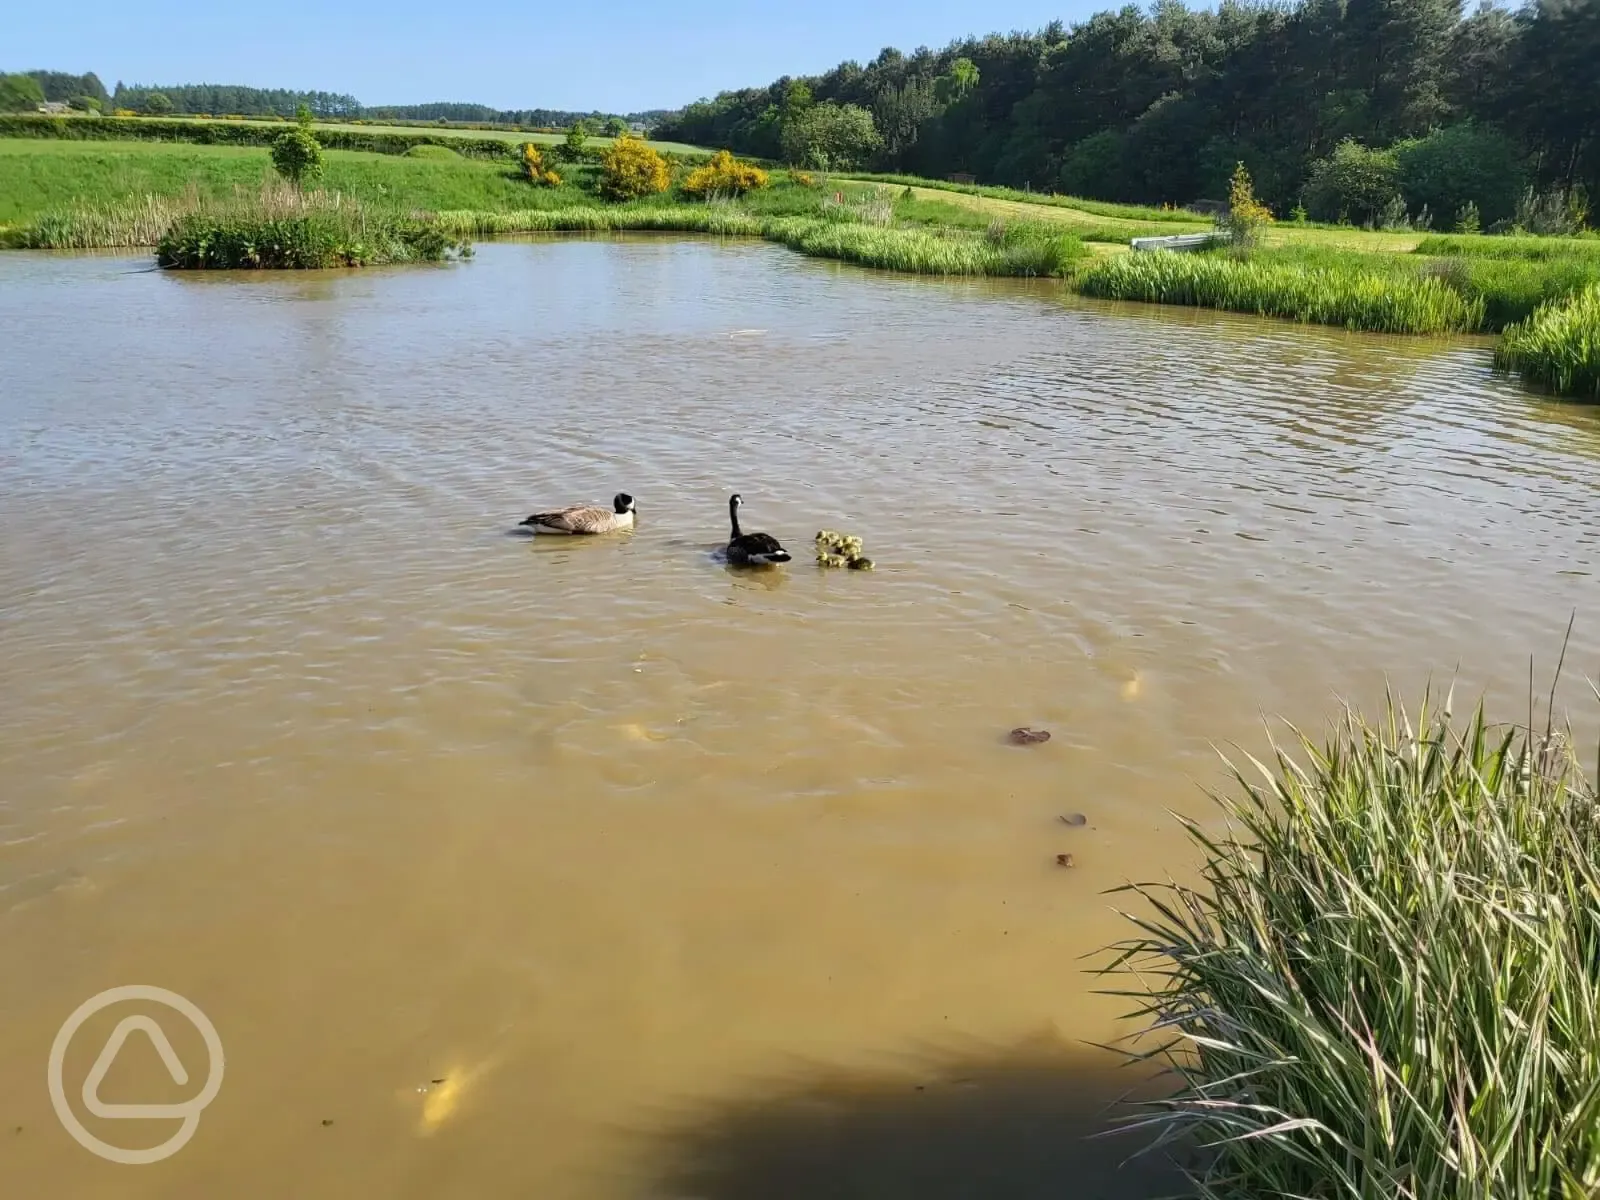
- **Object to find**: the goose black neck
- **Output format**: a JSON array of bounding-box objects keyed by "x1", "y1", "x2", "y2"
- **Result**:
[{"x1": 728, "y1": 495, "x2": 742, "y2": 539}]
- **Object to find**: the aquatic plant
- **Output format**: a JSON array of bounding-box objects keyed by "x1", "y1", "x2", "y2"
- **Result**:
[
  {"x1": 1493, "y1": 283, "x2": 1600, "y2": 399},
  {"x1": 1075, "y1": 250, "x2": 1484, "y2": 334},
  {"x1": 1105, "y1": 689, "x2": 1600, "y2": 1197}
]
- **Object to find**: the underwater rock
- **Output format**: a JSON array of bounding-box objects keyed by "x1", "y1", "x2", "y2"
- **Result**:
[{"x1": 1008, "y1": 727, "x2": 1051, "y2": 745}]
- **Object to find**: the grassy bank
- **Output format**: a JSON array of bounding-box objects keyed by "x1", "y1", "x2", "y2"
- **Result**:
[
  {"x1": 1109, "y1": 693, "x2": 1600, "y2": 1195},
  {"x1": 1078, "y1": 243, "x2": 1600, "y2": 335},
  {"x1": 1493, "y1": 284, "x2": 1600, "y2": 399}
]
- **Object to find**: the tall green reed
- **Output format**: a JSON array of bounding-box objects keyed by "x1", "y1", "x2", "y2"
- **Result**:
[
  {"x1": 1103, "y1": 682, "x2": 1600, "y2": 1198},
  {"x1": 1493, "y1": 283, "x2": 1600, "y2": 400}
]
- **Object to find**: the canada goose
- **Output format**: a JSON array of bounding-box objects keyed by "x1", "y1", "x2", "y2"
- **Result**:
[
  {"x1": 519, "y1": 493, "x2": 635, "y2": 535},
  {"x1": 725, "y1": 494, "x2": 790, "y2": 565}
]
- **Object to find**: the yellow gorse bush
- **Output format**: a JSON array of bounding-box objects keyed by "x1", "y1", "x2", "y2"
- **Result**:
[
  {"x1": 518, "y1": 143, "x2": 561, "y2": 187},
  {"x1": 681, "y1": 150, "x2": 770, "y2": 198},
  {"x1": 598, "y1": 134, "x2": 670, "y2": 201}
]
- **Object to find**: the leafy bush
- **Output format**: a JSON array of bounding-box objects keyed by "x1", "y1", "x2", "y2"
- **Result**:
[
  {"x1": 270, "y1": 125, "x2": 324, "y2": 187},
  {"x1": 1106, "y1": 693, "x2": 1600, "y2": 1197},
  {"x1": 1494, "y1": 282, "x2": 1600, "y2": 398},
  {"x1": 681, "y1": 150, "x2": 769, "y2": 198},
  {"x1": 1303, "y1": 139, "x2": 1402, "y2": 226},
  {"x1": 1396, "y1": 124, "x2": 1526, "y2": 228},
  {"x1": 144, "y1": 92, "x2": 173, "y2": 115},
  {"x1": 1222, "y1": 161, "x2": 1273, "y2": 248},
  {"x1": 780, "y1": 102, "x2": 882, "y2": 171},
  {"x1": 597, "y1": 134, "x2": 669, "y2": 201}
]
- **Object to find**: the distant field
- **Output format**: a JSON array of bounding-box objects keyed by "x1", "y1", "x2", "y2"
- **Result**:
[
  {"x1": 30, "y1": 112, "x2": 712, "y2": 156},
  {"x1": 0, "y1": 138, "x2": 567, "y2": 223}
]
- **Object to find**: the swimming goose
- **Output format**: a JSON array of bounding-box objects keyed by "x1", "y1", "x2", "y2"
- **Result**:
[
  {"x1": 519, "y1": 493, "x2": 636, "y2": 535},
  {"x1": 725, "y1": 493, "x2": 791, "y2": 565}
]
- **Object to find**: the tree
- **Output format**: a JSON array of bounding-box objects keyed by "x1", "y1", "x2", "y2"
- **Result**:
[
  {"x1": 0, "y1": 73, "x2": 46, "y2": 112},
  {"x1": 1303, "y1": 139, "x2": 1402, "y2": 224},
  {"x1": 143, "y1": 91, "x2": 173, "y2": 115},
  {"x1": 780, "y1": 102, "x2": 882, "y2": 170},
  {"x1": 564, "y1": 121, "x2": 589, "y2": 159},
  {"x1": 1396, "y1": 124, "x2": 1526, "y2": 227},
  {"x1": 271, "y1": 125, "x2": 324, "y2": 187},
  {"x1": 604, "y1": 116, "x2": 627, "y2": 137},
  {"x1": 598, "y1": 134, "x2": 669, "y2": 200}
]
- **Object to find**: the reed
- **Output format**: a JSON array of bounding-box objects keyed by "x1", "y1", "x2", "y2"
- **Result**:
[
  {"x1": 132, "y1": 180, "x2": 471, "y2": 268},
  {"x1": 1075, "y1": 250, "x2": 1484, "y2": 334},
  {"x1": 1493, "y1": 283, "x2": 1600, "y2": 399},
  {"x1": 1416, "y1": 233, "x2": 1600, "y2": 261},
  {"x1": 1104, "y1": 690, "x2": 1600, "y2": 1198}
]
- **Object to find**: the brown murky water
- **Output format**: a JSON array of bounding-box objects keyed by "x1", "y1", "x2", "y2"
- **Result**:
[{"x1": 2, "y1": 239, "x2": 1599, "y2": 1199}]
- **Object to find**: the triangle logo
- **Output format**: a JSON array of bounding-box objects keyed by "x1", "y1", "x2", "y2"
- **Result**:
[{"x1": 81, "y1": 1015, "x2": 194, "y2": 1120}]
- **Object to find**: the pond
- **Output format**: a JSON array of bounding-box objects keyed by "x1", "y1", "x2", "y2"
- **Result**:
[{"x1": 2, "y1": 238, "x2": 1598, "y2": 1199}]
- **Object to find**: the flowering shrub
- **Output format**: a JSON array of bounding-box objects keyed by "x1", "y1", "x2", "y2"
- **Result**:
[
  {"x1": 788, "y1": 170, "x2": 817, "y2": 188},
  {"x1": 681, "y1": 150, "x2": 769, "y2": 198},
  {"x1": 598, "y1": 134, "x2": 669, "y2": 201},
  {"x1": 518, "y1": 142, "x2": 561, "y2": 187},
  {"x1": 1223, "y1": 161, "x2": 1274, "y2": 249}
]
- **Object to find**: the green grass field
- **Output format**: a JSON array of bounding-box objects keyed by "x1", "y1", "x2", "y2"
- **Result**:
[
  {"x1": 28, "y1": 111, "x2": 710, "y2": 156},
  {"x1": 0, "y1": 138, "x2": 580, "y2": 224}
]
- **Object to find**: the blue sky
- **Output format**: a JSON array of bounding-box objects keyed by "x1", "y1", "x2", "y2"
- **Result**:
[{"x1": 8, "y1": 0, "x2": 1112, "y2": 114}]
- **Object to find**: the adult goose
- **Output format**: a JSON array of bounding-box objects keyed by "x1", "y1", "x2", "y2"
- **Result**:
[
  {"x1": 519, "y1": 493, "x2": 636, "y2": 535},
  {"x1": 725, "y1": 493, "x2": 791, "y2": 565}
]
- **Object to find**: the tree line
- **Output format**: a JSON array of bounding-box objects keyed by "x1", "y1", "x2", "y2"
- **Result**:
[
  {"x1": 0, "y1": 70, "x2": 662, "y2": 128},
  {"x1": 654, "y1": 0, "x2": 1599, "y2": 227}
]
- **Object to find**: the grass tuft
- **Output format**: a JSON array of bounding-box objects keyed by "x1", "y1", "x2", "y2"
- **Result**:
[
  {"x1": 1493, "y1": 283, "x2": 1600, "y2": 400},
  {"x1": 1103, "y1": 690, "x2": 1600, "y2": 1197}
]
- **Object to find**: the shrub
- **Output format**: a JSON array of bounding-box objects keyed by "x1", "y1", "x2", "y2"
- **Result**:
[
  {"x1": 780, "y1": 102, "x2": 882, "y2": 171},
  {"x1": 270, "y1": 126, "x2": 324, "y2": 187},
  {"x1": 1494, "y1": 282, "x2": 1600, "y2": 399},
  {"x1": 144, "y1": 92, "x2": 173, "y2": 115},
  {"x1": 1106, "y1": 692, "x2": 1600, "y2": 1197},
  {"x1": 1303, "y1": 139, "x2": 1401, "y2": 226},
  {"x1": 597, "y1": 134, "x2": 669, "y2": 201},
  {"x1": 788, "y1": 170, "x2": 817, "y2": 188},
  {"x1": 1513, "y1": 186, "x2": 1591, "y2": 236},
  {"x1": 1455, "y1": 201, "x2": 1481, "y2": 234},
  {"x1": 681, "y1": 150, "x2": 769, "y2": 198},
  {"x1": 1222, "y1": 161, "x2": 1274, "y2": 249},
  {"x1": 517, "y1": 142, "x2": 561, "y2": 187},
  {"x1": 1396, "y1": 124, "x2": 1526, "y2": 229}
]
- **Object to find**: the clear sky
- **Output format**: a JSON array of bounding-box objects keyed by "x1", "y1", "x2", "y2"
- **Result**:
[{"x1": 7, "y1": 0, "x2": 1110, "y2": 114}]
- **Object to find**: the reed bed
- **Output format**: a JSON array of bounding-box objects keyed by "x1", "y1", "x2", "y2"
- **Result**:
[
  {"x1": 1493, "y1": 283, "x2": 1600, "y2": 399},
  {"x1": 1076, "y1": 250, "x2": 1484, "y2": 334},
  {"x1": 1415, "y1": 233, "x2": 1600, "y2": 261},
  {"x1": 1105, "y1": 690, "x2": 1600, "y2": 1198}
]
